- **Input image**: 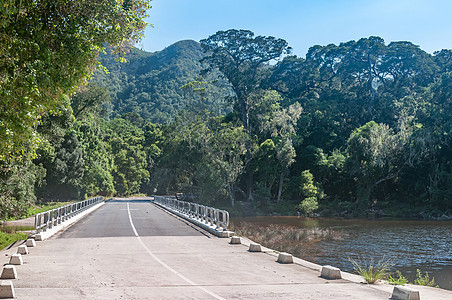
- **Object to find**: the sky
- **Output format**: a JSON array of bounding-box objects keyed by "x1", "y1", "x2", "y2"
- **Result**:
[{"x1": 138, "y1": 0, "x2": 452, "y2": 57}]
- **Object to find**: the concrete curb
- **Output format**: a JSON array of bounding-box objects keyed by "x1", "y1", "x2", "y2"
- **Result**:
[
  {"x1": 392, "y1": 286, "x2": 420, "y2": 300},
  {"x1": 0, "y1": 265, "x2": 17, "y2": 279},
  {"x1": 237, "y1": 235, "x2": 367, "y2": 282},
  {"x1": 0, "y1": 281, "x2": 14, "y2": 298},
  {"x1": 17, "y1": 245, "x2": 28, "y2": 255},
  {"x1": 153, "y1": 201, "x2": 234, "y2": 238},
  {"x1": 230, "y1": 236, "x2": 241, "y2": 244},
  {"x1": 321, "y1": 265, "x2": 342, "y2": 279},
  {"x1": 248, "y1": 243, "x2": 262, "y2": 252},
  {"x1": 8, "y1": 254, "x2": 22, "y2": 266},
  {"x1": 32, "y1": 201, "x2": 106, "y2": 241},
  {"x1": 277, "y1": 252, "x2": 293, "y2": 264}
]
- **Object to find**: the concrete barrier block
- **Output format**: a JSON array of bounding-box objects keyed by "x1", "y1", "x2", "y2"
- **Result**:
[
  {"x1": 321, "y1": 265, "x2": 342, "y2": 279},
  {"x1": 219, "y1": 231, "x2": 234, "y2": 238},
  {"x1": 17, "y1": 245, "x2": 28, "y2": 255},
  {"x1": 277, "y1": 252, "x2": 293, "y2": 264},
  {"x1": 25, "y1": 239, "x2": 36, "y2": 247},
  {"x1": 0, "y1": 265, "x2": 17, "y2": 279},
  {"x1": 8, "y1": 254, "x2": 23, "y2": 265},
  {"x1": 230, "y1": 236, "x2": 241, "y2": 244},
  {"x1": 391, "y1": 286, "x2": 420, "y2": 300},
  {"x1": 248, "y1": 243, "x2": 262, "y2": 252},
  {"x1": 34, "y1": 233, "x2": 43, "y2": 241},
  {"x1": 0, "y1": 280, "x2": 15, "y2": 298}
]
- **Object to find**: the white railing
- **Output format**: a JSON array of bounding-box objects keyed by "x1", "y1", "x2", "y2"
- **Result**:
[
  {"x1": 154, "y1": 196, "x2": 229, "y2": 232},
  {"x1": 35, "y1": 197, "x2": 103, "y2": 232}
]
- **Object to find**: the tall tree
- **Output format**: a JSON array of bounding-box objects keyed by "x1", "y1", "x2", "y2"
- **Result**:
[
  {"x1": 103, "y1": 118, "x2": 149, "y2": 195},
  {"x1": 71, "y1": 84, "x2": 111, "y2": 120},
  {"x1": 256, "y1": 91, "x2": 302, "y2": 202},
  {"x1": 0, "y1": 0, "x2": 151, "y2": 161},
  {"x1": 181, "y1": 117, "x2": 247, "y2": 207},
  {"x1": 200, "y1": 29, "x2": 291, "y2": 200}
]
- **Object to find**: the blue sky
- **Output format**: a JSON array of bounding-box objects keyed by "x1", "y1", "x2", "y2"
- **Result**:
[{"x1": 138, "y1": 0, "x2": 452, "y2": 57}]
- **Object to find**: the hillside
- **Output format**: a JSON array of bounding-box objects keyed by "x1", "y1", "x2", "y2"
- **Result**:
[{"x1": 92, "y1": 40, "x2": 232, "y2": 123}]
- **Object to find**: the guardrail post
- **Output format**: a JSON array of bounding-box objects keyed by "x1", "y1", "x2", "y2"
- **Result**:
[
  {"x1": 44, "y1": 212, "x2": 49, "y2": 231},
  {"x1": 34, "y1": 196, "x2": 103, "y2": 232},
  {"x1": 48, "y1": 210, "x2": 52, "y2": 229},
  {"x1": 153, "y1": 195, "x2": 230, "y2": 234}
]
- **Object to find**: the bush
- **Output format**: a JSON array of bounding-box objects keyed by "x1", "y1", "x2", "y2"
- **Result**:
[
  {"x1": 348, "y1": 257, "x2": 392, "y2": 284},
  {"x1": 299, "y1": 197, "x2": 319, "y2": 216},
  {"x1": 389, "y1": 270, "x2": 409, "y2": 285},
  {"x1": 414, "y1": 269, "x2": 438, "y2": 287}
]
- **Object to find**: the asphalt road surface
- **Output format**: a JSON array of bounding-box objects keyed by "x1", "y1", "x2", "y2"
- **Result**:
[{"x1": 58, "y1": 198, "x2": 207, "y2": 238}]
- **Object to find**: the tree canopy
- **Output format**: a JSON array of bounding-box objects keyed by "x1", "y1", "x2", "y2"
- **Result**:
[
  {"x1": 1, "y1": 27, "x2": 451, "y2": 220},
  {"x1": 0, "y1": 0, "x2": 151, "y2": 160},
  {"x1": 200, "y1": 29, "x2": 292, "y2": 200}
]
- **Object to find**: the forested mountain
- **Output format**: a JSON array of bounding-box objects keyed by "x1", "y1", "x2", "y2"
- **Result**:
[
  {"x1": 92, "y1": 40, "x2": 232, "y2": 123},
  {"x1": 2, "y1": 28, "x2": 451, "y2": 220},
  {"x1": 142, "y1": 32, "x2": 452, "y2": 219}
]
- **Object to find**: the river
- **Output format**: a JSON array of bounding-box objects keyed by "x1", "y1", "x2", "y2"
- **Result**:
[{"x1": 232, "y1": 216, "x2": 452, "y2": 290}]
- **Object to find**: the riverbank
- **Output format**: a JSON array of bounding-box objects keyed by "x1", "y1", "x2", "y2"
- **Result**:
[
  {"x1": 0, "y1": 217, "x2": 35, "y2": 250},
  {"x1": 230, "y1": 199, "x2": 452, "y2": 221},
  {"x1": 231, "y1": 216, "x2": 452, "y2": 291}
]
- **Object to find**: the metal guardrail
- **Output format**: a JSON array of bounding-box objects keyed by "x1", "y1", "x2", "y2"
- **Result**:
[
  {"x1": 35, "y1": 197, "x2": 103, "y2": 232},
  {"x1": 154, "y1": 196, "x2": 229, "y2": 231}
]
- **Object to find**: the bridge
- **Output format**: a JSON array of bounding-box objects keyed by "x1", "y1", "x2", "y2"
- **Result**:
[{"x1": 1, "y1": 197, "x2": 451, "y2": 299}]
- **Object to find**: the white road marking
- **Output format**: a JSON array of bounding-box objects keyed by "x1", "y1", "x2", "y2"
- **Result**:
[{"x1": 127, "y1": 202, "x2": 225, "y2": 300}]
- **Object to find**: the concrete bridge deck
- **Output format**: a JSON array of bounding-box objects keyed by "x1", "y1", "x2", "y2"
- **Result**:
[{"x1": 2, "y1": 198, "x2": 451, "y2": 299}]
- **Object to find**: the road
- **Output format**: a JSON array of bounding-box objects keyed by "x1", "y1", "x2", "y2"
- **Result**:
[
  {"x1": 3, "y1": 198, "x2": 450, "y2": 299},
  {"x1": 59, "y1": 198, "x2": 207, "y2": 238}
]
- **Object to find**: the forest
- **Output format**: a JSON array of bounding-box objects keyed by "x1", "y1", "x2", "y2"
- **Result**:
[{"x1": 1, "y1": 26, "x2": 451, "y2": 219}]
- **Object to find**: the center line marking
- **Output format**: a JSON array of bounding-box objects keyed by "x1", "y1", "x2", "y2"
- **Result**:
[{"x1": 126, "y1": 202, "x2": 225, "y2": 300}]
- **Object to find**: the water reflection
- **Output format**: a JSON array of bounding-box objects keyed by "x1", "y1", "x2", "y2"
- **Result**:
[{"x1": 232, "y1": 216, "x2": 452, "y2": 290}]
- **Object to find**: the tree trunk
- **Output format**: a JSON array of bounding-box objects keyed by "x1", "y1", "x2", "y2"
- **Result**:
[
  {"x1": 227, "y1": 183, "x2": 235, "y2": 207},
  {"x1": 368, "y1": 55, "x2": 375, "y2": 119},
  {"x1": 247, "y1": 170, "x2": 254, "y2": 201},
  {"x1": 277, "y1": 171, "x2": 284, "y2": 203},
  {"x1": 241, "y1": 97, "x2": 254, "y2": 201}
]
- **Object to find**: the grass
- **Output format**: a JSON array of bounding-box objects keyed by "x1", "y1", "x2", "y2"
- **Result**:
[
  {"x1": 231, "y1": 222, "x2": 342, "y2": 258},
  {"x1": 0, "y1": 225, "x2": 35, "y2": 234},
  {"x1": 7, "y1": 202, "x2": 73, "y2": 221},
  {"x1": 0, "y1": 220, "x2": 35, "y2": 251},
  {"x1": 348, "y1": 257, "x2": 393, "y2": 284},
  {"x1": 414, "y1": 269, "x2": 438, "y2": 287},
  {"x1": 27, "y1": 202, "x2": 73, "y2": 216},
  {"x1": 350, "y1": 259, "x2": 439, "y2": 287},
  {"x1": 0, "y1": 231, "x2": 28, "y2": 250},
  {"x1": 388, "y1": 269, "x2": 438, "y2": 287},
  {"x1": 388, "y1": 270, "x2": 409, "y2": 285}
]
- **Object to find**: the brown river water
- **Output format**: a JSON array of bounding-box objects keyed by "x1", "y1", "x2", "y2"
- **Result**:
[{"x1": 232, "y1": 216, "x2": 452, "y2": 290}]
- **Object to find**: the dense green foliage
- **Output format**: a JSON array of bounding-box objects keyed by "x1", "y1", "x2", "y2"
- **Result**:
[
  {"x1": 92, "y1": 40, "x2": 232, "y2": 123},
  {"x1": 1, "y1": 25, "x2": 451, "y2": 219},
  {"x1": 200, "y1": 30, "x2": 292, "y2": 201},
  {"x1": 0, "y1": 0, "x2": 150, "y2": 218},
  {"x1": 140, "y1": 32, "x2": 451, "y2": 218},
  {"x1": 0, "y1": 0, "x2": 150, "y2": 161}
]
